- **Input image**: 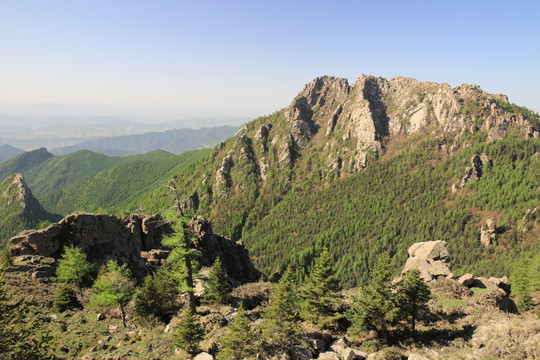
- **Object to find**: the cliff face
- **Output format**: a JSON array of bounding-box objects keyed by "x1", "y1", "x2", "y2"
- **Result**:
[
  {"x1": 170, "y1": 75, "x2": 538, "y2": 239},
  {"x1": 9, "y1": 212, "x2": 259, "y2": 282},
  {"x1": 273, "y1": 75, "x2": 538, "y2": 172},
  {"x1": 0, "y1": 173, "x2": 60, "y2": 244}
]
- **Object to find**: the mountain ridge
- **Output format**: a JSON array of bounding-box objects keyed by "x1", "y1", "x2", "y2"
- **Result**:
[
  {"x1": 0, "y1": 144, "x2": 25, "y2": 163},
  {"x1": 130, "y1": 74, "x2": 539, "y2": 284},
  {"x1": 51, "y1": 125, "x2": 240, "y2": 156},
  {"x1": 0, "y1": 173, "x2": 60, "y2": 247}
]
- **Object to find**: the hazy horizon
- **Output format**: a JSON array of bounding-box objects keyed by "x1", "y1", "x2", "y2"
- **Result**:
[{"x1": 1, "y1": 1, "x2": 539, "y2": 123}]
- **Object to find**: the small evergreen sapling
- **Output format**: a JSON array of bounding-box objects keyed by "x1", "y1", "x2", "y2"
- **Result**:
[
  {"x1": 161, "y1": 214, "x2": 197, "y2": 311},
  {"x1": 91, "y1": 260, "x2": 135, "y2": 327},
  {"x1": 348, "y1": 253, "x2": 397, "y2": 342},
  {"x1": 204, "y1": 256, "x2": 231, "y2": 305},
  {"x1": 134, "y1": 268, "x2": 178, "y2": 322},
  {"x1": 54, "y1": 284, "x2": 82, "y2": 312},
  {"x1": 300, "y1": 247, "x2": 342, "y2": 329},
  {"x1": 261, "y1": 265, "x2": 299, "y2": 346},
  {"x1": 217, "y1": 304, "x2": 256, "y2": 360},
  {"x1": 396, "y1": 268, "x2": 431, "y2": 336},
  {"x1": 174, "y1": 307, "x2": 204, "y2": 355},
  {"x1": 55, "y1": 245, "x2": 93, "y2": 298}
]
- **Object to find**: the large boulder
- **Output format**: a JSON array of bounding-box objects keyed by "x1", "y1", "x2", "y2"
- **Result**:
[
  {"x1": 189, "y1": 215, "x2": 260, "y2": 283},
  {"x1": 480, "y1": 218, "x2": 497, "y2": 247},
  {"x1": 402, "y1": 240, "x2": 453, "y2": 281}
]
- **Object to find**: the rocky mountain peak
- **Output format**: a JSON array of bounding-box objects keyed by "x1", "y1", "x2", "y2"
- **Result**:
[{"x1": 1, "y1": 173, "x2": 41, "y2": 210}]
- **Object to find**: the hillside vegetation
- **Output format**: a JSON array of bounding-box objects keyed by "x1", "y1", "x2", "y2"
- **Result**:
[
  {"x1": 41, "y1": 149, "x2": 211, "y2": 215},
  {"x1": 127, "y1": 76, "x2": 540, "y2": 286}
]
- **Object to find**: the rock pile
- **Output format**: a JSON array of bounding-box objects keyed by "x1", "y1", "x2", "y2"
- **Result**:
[
  {"x1": 401, "y1": 240, "x2": 453, "y2": 281},
  {"x1": 403, "y1": 240, "x2": 517, "y2": 313}
]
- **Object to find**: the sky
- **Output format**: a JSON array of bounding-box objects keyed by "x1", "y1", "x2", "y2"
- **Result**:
[{"x1": 1, "y1": 0, "x2": 539, "y2": 121}]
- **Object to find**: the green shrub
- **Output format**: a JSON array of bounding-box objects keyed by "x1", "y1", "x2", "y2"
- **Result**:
[{"x1": 53, "y1": 284, "x2": 82, "y2": 312}]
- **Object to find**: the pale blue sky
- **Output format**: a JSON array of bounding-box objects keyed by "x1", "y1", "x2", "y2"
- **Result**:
[{"x1": 1, "y1": 0, "x2": 539, "y2": 119}]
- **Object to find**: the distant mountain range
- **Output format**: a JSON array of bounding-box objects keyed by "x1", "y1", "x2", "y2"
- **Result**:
[
  {"x1": 0, "y1": 144, "x2": 24, "y2": 163},
  {"x1": 51, "y1": 125, "x2": 239, "y2": 155},
  {"x1": 0, "y1": 147, "x2": 210, "y2": 244}
]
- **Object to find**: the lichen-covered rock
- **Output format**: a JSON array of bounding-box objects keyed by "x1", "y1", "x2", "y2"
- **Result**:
[{"x1": 402, "y1": 240, "x2": 452, "y2": 281}]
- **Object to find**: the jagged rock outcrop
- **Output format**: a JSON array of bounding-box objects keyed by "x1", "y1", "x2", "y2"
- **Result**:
[
  {"x1": 179, "y1": 190, "x2": 199, "y2": 215},
  {"x1": 9, "y1": 212, "x2": 260, "y2": 284},
  {"x1": 278, "y1": 134, "x2": 299, "y2": 168},
  {"x1": 10, "y1": 213, "x2": 172, "y2": 279},
  {"x1": 452, "y1": 153, "x2": 491, "y2": 193},
  {"x1": 200, "y1": 74, "x2": 537, "y2": 200},
  {"x1": 480, "y1": 218, "x2": 497, "y2": 246},
  {"x1": 1, "y1": 173, "x2": 45, "y2": 211},
  {"x1": 189, "y1": 215, "x2": 260, "y2": 283},
  {"x1": 215, "y1": 155, "x2": 234, "y2": 194},
  {"x1": 402, "y1": 240, "x2": 453, "y2": 281}
]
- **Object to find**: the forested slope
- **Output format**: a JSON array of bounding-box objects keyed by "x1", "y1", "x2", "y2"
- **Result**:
[
  {"x1": 128, "y1": 75, "x2": 539, "y2": 286},
  {"x1": 40, "y1": 149, "x2": 211, "y2": 215}
]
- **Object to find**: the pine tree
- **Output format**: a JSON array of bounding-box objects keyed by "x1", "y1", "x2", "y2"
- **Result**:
[
  {"x1": 348, "y1": 253, "x2": 397, "y2": 341},
  {"x1": 261, "y1": 266, "x2": 299, "y2": 346},
  {"x1": 300, "y1": 247, "x2": 342, "y2": 329},
  {"x1": 162, "y1": 214, "x2": 197, "y2": 311},
  {"x1": 204, "y1": 256, "x2": 231, "y2": 305},
  {"x1": 396, "y1": 268, "x2": 431, "y2": 336},
  {"x1": 54, "y1": 284, "x2": 82, "y2": 312},
  {"x1": 173, "y1": 307, "x2": 204, "y2": 355},
  {"x1": 55, "y1": 245, "x2": 93, "y2": 298},
  {"x1": 512, "y1": 258, "x2": 531, "y2": 311},
  {"x1": 135, "y1": 268, "x2": 178, "y2": 322},
  {"x1": 91, "y1": 260, "x2": 135, "y2": 327},
  {"x1": 217, "y1": 304, "x2": 256, "y2": 360}
]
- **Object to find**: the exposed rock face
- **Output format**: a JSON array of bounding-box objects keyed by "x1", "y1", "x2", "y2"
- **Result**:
[
  {"x1": 179, "y1": 190, "x2": 199, "y2": 215},
  {"x1": 10, "y1": 213, "x2": 171, "y2": 279},
  {"x1": 1, "y1": 173, "x2": 45, "y2": 211},
  {"x1": 402, "y1": 240, "x2": 453, "y2": 281},
  {"x1": 189, "y1": 215, "x2": 260, "y2": 283},
  {"x1": 215, "y1": 155, "x2": 234, "y2": 194},
  {"x1": 278, "y1": 134, "x2": 299, "y2": 168},
  {"x1": 480, "y1": 218, "x2": 497, "y2": 246},
  {"x1": 453, "y1": 154, "x2": 491, "y2": 193},
  {"x1": 199, "y1": 75, "x2": 537, "y2": 201}
]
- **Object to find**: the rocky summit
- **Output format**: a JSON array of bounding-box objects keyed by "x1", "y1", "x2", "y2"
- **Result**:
[{"x1": 238, "y1": 75, "x2": 538, "y2": 175}]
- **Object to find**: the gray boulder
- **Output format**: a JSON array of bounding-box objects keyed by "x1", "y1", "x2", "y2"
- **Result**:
[{"x1": 402, "y1": 240, "x2": 453, "y2": 281}]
